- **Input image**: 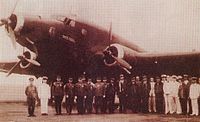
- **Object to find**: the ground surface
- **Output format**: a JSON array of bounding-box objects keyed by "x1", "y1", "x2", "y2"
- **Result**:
[{"x1": 0, "y1": 103, "x2": 200, "y2": 122}]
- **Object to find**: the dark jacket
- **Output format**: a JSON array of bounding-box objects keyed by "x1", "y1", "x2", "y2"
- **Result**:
[
  {"x1": 94, "y1": 82, "x2": 105, "y2": 97},
  {"x1": 155, "y1": 83, "x2": 163, "y2": 97},
  {"x1": 141, "y1": 83, "x2": 150, "y2": 98},
  {"x1": 25, "y1": 85, "x2": 38, "y2": 99},
  {"x1": 106, "y1": 83, "x2": 116, "y2": 100},
  {"x1": 178, "y1": 83, "x2": 190, "y2": 99},
  {"x1": 51, "y1": 81, "x2": 64, "y2": 96},
  {"x1": 75, "y1": 82, "x2": 86, "y2": 97},
  {"x1": 64, "y1": 83, "x2": 75, "y2": 97},
  {"x1": 85, "y1": 82, "x2": 95, "y2": 97}
]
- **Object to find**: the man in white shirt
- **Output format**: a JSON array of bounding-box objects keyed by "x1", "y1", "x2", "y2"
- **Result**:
[
  {"x1": 39, "y1": 76, "x2": 51, "y2": 115},
  {"x1": 162, "y1": 75, "x2": 170, "y2": 114},
  {"x1": 189, "y1": 77, "x2": 200, "y2": 116}
]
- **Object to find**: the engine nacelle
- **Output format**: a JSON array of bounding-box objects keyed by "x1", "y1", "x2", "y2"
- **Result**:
[
  {"x1": 20, "y1": 51, "x2": 37, "y2": 69},
  {"x1": 103, "y1": 43, "x2": 138, "y2": 67}
]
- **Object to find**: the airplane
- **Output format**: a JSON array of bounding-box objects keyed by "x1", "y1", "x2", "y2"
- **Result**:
[{"x1": 1, "y1": 1, "x2": 200, "y2": 80}]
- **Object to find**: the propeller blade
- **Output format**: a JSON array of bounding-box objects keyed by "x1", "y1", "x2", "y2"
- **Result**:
[
  {"x1": 112, "y1": 55, "x2": 132, "y2": 70},
  {"x1": 120, "y1": 66, "x2": 131, "y2": 74},
  {"x1": 7, "y1": 25, "x2": 17, "y2": 49},
  {"x1": 6, "y1": 61, "x2": 21, "y2": 77},
  {"x1": 108, "y1": 22, "x2": 112, "y2": 48},
  {"x1": 24, "y1": 58, "x2": 41, "y2": 66},
  {"x1": 10, "y1": 0, "x2": 20, "y2": 15}
]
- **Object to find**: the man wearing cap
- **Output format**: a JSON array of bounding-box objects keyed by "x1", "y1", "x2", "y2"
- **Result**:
[
  {"x1": 178, "y1": 75, "x2": 189, "y2": 115},
  {"x1": 162, "y1": 75, "x2": 171, "y2": 114},
  {"x1": 127, "y1": 76, "x2": 138, "y2": 113},
  {"x1": 148, "y1": 77, "x2": 156, "y2": 113},
  {"x1": 51, "y1": 75, "x2": 64, "y2": 115},
  {"x1": 101, "y1": 77, "x2": 109, "y2": 113},
  {"x1": 64, "y1": 78, "x2": 75, "y2": 115},
  {"x1": 170, "y1": 75, "x2": 182, "y2": 114},
  {"x1": 155, "y1": 76, "x2": 164, "y2": 113},
  {"x1": 135, "y1": 76, "x2": 143, "y2": 113},
  {"x1": 94, "y1": 77, "x2": 105, "y2": 114},
  {"x1": 25, "y1": 77, "x2": 39, "y2": 117},
  {"x1": 105, "y1": 78, "x2": 116, "y2": 114},
  {"x1": 117, "y1": 74, "x2": 128, "y2": 113},
  {"x1": 85, "y1": 78, "x2": 95, "y2": 114},
  {"x1": 38, "y1": 76, "x2": 51, "y2": 115},
  {"x1": 75, "y1": 77, "x2": 87, "y2": 114},
  {"x1": 189, "y1": 77, "x2": 200, "y2": 116},
  {"x1": 141, "y1": 75, "x2": 150, "y2": 113}
]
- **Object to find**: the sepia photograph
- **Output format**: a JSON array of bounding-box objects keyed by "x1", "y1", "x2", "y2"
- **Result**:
[{"x1": 0, "y1": 0, "x2": 200, "y2": 121}]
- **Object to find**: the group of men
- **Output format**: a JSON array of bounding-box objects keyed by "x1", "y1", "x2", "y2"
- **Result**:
[{"x1": 25, "y1": 74, "x2": 200, "y2": 117}]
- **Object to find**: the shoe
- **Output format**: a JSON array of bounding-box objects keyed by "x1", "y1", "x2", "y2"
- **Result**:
[
  {"x1": 27, "y1": 115, "x2": 31, "y2": 117},
  {"x1": 32, "y1": 115, "x2": 36, "y2": 117},
  {"x1": 41, "y1": 113, "x2": 48, "y2": 116}
]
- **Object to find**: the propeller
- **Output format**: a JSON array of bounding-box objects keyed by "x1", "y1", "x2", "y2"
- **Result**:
[
  {"x1": 6, "y1": 46, "x2": 40, "y2": 77},
  {"x1": 0, "y1": 0, "x2": 20, "y2": 49},
  {"x1": 105, "y1": 23, "x2": 132, "y2": 74}
]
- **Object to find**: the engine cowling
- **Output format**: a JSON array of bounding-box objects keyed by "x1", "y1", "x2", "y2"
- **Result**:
[
  {"x1": 103, "y1": 43, "x2": 137, "y2": 67},
  {"x1": 19, "y1": 51, "x2": 37, "y2": 69}
]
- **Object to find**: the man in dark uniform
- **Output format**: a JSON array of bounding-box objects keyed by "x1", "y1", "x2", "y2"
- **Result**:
[
  {"x1": 179, "y1": 75, "x2": 190, "y2": 115},
  {"x1": 135, "y1": 76, "x2": 142, "y2": 113},
  {"x1": 64, "y1": 77, "x2": 75, "y2": 115},
  {"x1": 102, "y1": 77, "x2": 109, "y2": 113},
  {"x1": 75, "y1": 77, "x2": 86, "y2": 114},
  {"x1": 25, "y1": 77, "x2": 38, "y2": 117},
  {"x1": 94, "y1": 77, "x2": 105, "y2": 114},
  {"x1": 51, "y1": 75, "x2": 64, "y2": 115},
  {"x1": 105, "y1": 78, "x2": 116, "y2": 114},
  {"x1": 141, "y1": 76, "x2": 150, "y2": 113},
  {"x1": 127, "y1": 76, "x2": 137, "y2": 113},
  {"x1": 85, "y1": 78, "x2": 95, "y2": 114},
  {"x1": 155, "y1": 76, "x2": 164, "y2": 113},
  {"x1": 117, "y1": 74, "x2": 128, "y2": 113}
]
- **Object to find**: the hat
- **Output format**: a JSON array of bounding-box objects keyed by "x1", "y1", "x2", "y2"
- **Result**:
[
  {"x1": 42, "y1": 76, "x2": 48, "y2": 80},
  {"x1": 161, "y1": 74, "x2": 167, "y2": 78},
  {"x1": 183, "y1": 74, "x2": 189, "y2": 77},
  {"x1": 192, "y1": 77, "x2": 197, "y2": 80},
  {"x1": 177, "y1": 76, "x2": 182, "y2": 79},
  {"x1": 29, "y1": 77, "x2": 34, "y2": 81},
  {"x1": 120, "y1": 74, "x2": 124, "y2": 77},
  {"x1": 172, "y1": 75, "x2": 177, "y2": 79}
]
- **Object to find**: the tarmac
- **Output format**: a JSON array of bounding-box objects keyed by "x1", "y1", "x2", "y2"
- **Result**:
[{"x1": 0, "y1": 103, "x2": 200, "y2": 122}]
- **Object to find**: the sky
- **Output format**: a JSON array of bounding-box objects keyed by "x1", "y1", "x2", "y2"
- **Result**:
[{"x1": 0, "y1": 0, "x2": 200, "y2": 61}]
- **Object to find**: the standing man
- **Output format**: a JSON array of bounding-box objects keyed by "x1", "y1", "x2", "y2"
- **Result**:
[
  {"x1": 189, "y1": 77, "x2": 200, "y2": 116},
  {"x1": 162, "y1": 75, "x2": 171, "y2": 114},
  {"x1": 85, "y1": 78, "x2": 95, "y2": 114},
  {"x1": 102, "y1": 77, "x2": 109, "y2": 113},
  {"x1": 105, "y1": 78, "x2": 116, "y2": 114},
  {"x1": 75, "y1": 77, "x2": 86, "y2": 114},
  {"x1": 141, "y1": 76, "x2": 150, "y2": 113},
  {"x1": 39, "y1": 76, "x2": 51, "y2": 115},
  {"x1": 117, "y1": 74, "x2": 128, "y2": 113},
  {"x1": 179, "y1": 76, "x2": 189, "y2": 115},
  {"x1": 148, "y1": 77, "x2": 156, "y2": 113},
  {"x1": 51, "y1": 75, "x2": 64, "y2": 115},
  {"x1": 94, "y1": 77, "x2": 105, "y2": 114},
  {"x1": 127, "y1": 77, "x2": 137, "y2": 113},
  {"x1": 64, "y1": 78, "x2": 75, "y2": 115},
  {"x1": 25, "y1": 77, "x2": 38, "y2": 117},
  {"x1": 170, "y1": 75, "x2": 182, "y2": 114},
  {"x1": 135, "y1": 76, "x2": 143, "y2": 113},
  {"x1": 155, "y1": 76, "x2": 164, "y2": 113}
]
